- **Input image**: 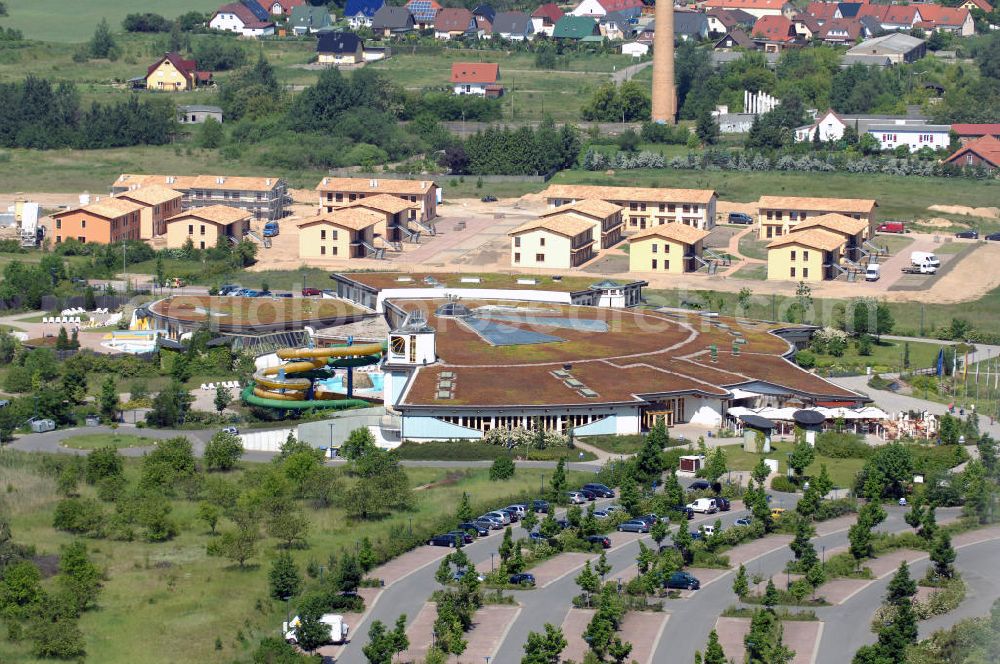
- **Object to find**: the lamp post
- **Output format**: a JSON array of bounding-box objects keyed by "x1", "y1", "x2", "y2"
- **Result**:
[
  {"x1": 822, "y1": 545, "x2": 826, "y2": 564},
  {"x1": 409, "y1": 517, "x2": 413, "y2": 537},
  {"x1": 491, "y1": 553, "x2": 495, "y2": 571}
]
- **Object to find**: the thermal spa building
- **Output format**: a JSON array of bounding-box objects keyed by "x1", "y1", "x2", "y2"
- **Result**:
[{"x1": 330, "y1": 273, "x2": 867, "y2": 441}]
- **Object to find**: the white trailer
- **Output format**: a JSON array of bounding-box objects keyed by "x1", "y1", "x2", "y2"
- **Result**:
[{"x1": 283, "y1": 614, "x2": 349, "y2": 646}]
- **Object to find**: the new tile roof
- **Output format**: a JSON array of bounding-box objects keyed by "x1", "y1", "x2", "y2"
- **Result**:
[
  {"x1": 806, "y1": 1, "x2": 837, "y2": 22},
  {"x1": 115, "y1": 185, "x2": 183, "y2": 207},
  {"x1": 316, "y1": 177, "x2": 437, "y2": 195},
  {"x1": 510, "y1": 214, "x2": 596, "y2": 238},
  {"x1": 544, "y1": 183, "x2": 716, "y2": 205},
  {"x1": 345, "y1": 194, "x2": 416, "y2": 214},
  {"x1": 115, "y1": 173, "x2": 283, "y2": 192},
  {"x1": 629, "y1": 223, "x2": 711, "y2": 245},
  {"x1": 450, "y1": 62, "x2": 499, "y2": 84},
  {"x1": 757, "y1": 195, "x2": 877, "y2": 214},
  {"x1": 540, "y1": 199, "x2": 622, "y2": 219},
  {"x1": 57, "y1": 198, "x2": 144, "y2": 220},
  {"x1": 705, "y1": 0, "x2": 788, "y2": 10},
  {"x1": 296, "y1": 208, "x2": 385, "y2": 231},
  {"x1": 434, "y1": 7, "x2": 474, "y2": 31},
  {"x1": 945, "y1": 136, "x2": 1000, "y2": 168},
  {"x1": 952, "y1": 123, "x2": 1000, "y2": 136},
  {"x1": 147, "y1": 52, "x2": 197, "y2": 79},
  {"x1": 167, "y1": 205, "x2": 252, "y2": 225},
  {"x1": 767, "y1": 228, "x2": 845, "y2": 251},
  {"x1": 792, "y1": 213, "x2": 869, "y2": 236},
  {"x1": 915, "y1": 4, "x2": 969, "y2": 26},
  {"x1": 752, "y1": 14, "x2": 795, "y2": 40}
]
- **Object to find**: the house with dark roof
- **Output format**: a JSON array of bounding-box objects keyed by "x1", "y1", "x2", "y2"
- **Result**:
[
  {"x1": 290, "y1": 5, "x2": 332, "y2": 34},
  {"x1": 674, "y1": 11, "x2": 710, "y2": 41},
  {"x1": 714, "y1": 28, "x2": 755, "y2": 50},
  {"x1": 492, "y1": 11, "x2": 534, "y2": 40},
  {"x1": 317, "y1": 32, "x2": 364, "y2": 64},
  {"x1": 372, "y1": 5, "x2": 415, "y2": 36},
  {"x1": 344, "y1": 0, "x2": 384, "y2": 28},
  {"x1": 406, "y1": 0, "x2": 442, "y2": 29},
  {"x1": 145, "y1": 52, "x2": 211, "y2": 91},
  {"x1": 572, "y1": 0, "x2": 644, "y2": 20},
  {"x1": 945, "y1": 136, "x2": 1000, "y2": 172},
  {"x1": 267, "y1": 0, "x2": 303, "y2": 16},
  {"x1": 532, "y1": 3, "x2": 565, "y2": 36},
  {"x1": 599, "y1": 10, "x2": 635, "y2": 40},
  {"x1": 790, "y1": 13, "x2": 821, "y2": 39},
  {"x1": 553, "y1": 15, "x2": 601, "y2": 39},
  {"x1": 434, "y1": 7, "x2": 476, "y2": 39},
  {"x1": 210, "y1": 1, "x2": 275, "y2": 36},
  {"x1": 473, "y1": 4, "x2": 497, "y2": 23},
  {"x1": 451, "y1": 63, "x2": 503, "y2": 97},
  {"x1": 706, "y1": 8, "x2": 756, "y2": 36},
  {"x1": 835, "y1": 2, "x2": 862, "y2": 19}
]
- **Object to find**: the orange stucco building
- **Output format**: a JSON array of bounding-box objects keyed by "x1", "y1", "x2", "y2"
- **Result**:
[{"x1": 51, "y1": 199, "x2": 144, "y2": 245}]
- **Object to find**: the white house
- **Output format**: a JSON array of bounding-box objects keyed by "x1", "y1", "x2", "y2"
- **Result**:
[
  {"x1": 621, "y1": 41, "x2": 649, "y2": 57},
  {"x1": 450, "y1": 62, "x2": 502, "y2": 97},
  {"x1": 794, "y1": 109, "x2": 850, "y2": 142},
  {"x1": 209, "y1": 3, "x2": 276, "y2": 36},
  {"x1": 868, "y1": 125, "x2": 952, "y2": 153}
]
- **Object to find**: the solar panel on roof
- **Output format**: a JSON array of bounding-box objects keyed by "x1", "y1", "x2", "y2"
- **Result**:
[{"x1": 241, "y1": 0, "x2": 270, "y2": 21}]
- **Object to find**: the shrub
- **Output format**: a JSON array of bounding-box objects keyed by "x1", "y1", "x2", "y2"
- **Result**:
[
  {"x1": 795, "y1": 350, "x2": 816, "y2": 368},
  {"x1": 814, "y1": 498, "x2": 857, "y2": 521},
  {"x1": 489, "y1": 456, "x2": 515, "y2": 481},
  {"x1": 815, "y1": 432, "x2": 872, "y2": 459},
  {"x1": 770, "y1": 476, "x2": 798, "y2": 493}
]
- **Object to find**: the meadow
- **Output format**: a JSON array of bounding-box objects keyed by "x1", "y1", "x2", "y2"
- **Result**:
[{"x1": 0, "y1": 452, "x2": 590, "y2": 664}]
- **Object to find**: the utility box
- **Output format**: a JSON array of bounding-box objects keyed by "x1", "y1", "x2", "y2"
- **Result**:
[{"x1": 678, "y1": 455, "x2": 705, "y2": 473}]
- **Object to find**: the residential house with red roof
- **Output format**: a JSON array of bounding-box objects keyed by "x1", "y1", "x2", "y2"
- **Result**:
[
  {"x1": 571, "y1": 0, "x2": 644, "y2": 20},
  {"x1": 210, "y1": 2, "x2": 276, "y2": 36},
  {"x1": 531, "y1": 3, "x2": 564, "y2": 35},
  {"x1": 144, "y1": 52, "x2": 211, "y2": 91},
  {"x1": 945, "y1": 136, "x2": 1000, "y2": 172},
  {"x1": 704, "y1": 0, "x2": 795, "y2": 19},
  {"x1": 805, "y1": 1, "x2": 837, "y2": 24},
  {"x1": 450, "y1": 63, "x2": 503, "y2": 97},
  {"x1": 952, "y1": 124, "x2": 1000, "y2": 145},
  {"x1": 915, "y1": 5, "x2": 974, "y2": 35},
  {"x1": 752, "y1": 14, "x2": 799, "y2": 51},
  {"x1": 434, "y1": 8, "x2": 476, "y2": 39},
  {"x1": 791, "y1": 13, "x2": 822, "y2": 39},
  {"x1": 267, "y1": 0, "x2": 303, "y2": 15},
  {"x1": 857, "y1": 3, "x2": 922, "y2": 31},
  {"x1": 961, "y1": 0, "x2": 992, "y2": 12}
]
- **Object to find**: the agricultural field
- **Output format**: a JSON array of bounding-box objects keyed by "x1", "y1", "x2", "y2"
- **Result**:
[
  {"x1": 2, "y1": 0, "x2": 218, "y2": 43},
  {"x1": 0, "y1": 452, "x2": 587, "y2": 664}
]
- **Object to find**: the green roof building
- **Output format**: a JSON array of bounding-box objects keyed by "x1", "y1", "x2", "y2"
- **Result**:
[{"x1": 552, "y1": 15, "x2": 600, "y2": 39}]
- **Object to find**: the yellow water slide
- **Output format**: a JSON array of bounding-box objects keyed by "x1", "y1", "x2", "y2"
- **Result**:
[{"x1": 251, "y1": 343, "x2": 385, "y2": 402}]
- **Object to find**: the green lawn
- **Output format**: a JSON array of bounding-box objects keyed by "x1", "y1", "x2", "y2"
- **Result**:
[
  {"x1": 3, "y1": 0, "x2": 218, "y2": 42},
  {"x1": 732, "y1": 263, "x2": 767, "y2": 281},
  {"x1": 810, "y1": 339, "x2": 946, "y2": 374},
  {"x1": 60, "y1": 433, "x2": 158, "y2": 449},
  {"x1": 720, "y1": 440, "x2": 865, "y2": 489},
  {"x1": 582, "y1": 434, "x2": 646, "y2": 455},
  {"x1": 0, "y1": 457, "x2": 591, "y2": 664}
]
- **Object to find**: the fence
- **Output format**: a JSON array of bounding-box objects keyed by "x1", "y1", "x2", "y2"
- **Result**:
[{"x1": 433, "y1": 120, "x2": 643, "y2": 138}]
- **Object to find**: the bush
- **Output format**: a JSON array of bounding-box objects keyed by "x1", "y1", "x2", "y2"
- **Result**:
[
  {"x1": 770, "y1": 476, "x2": 798, "y2": 493},
  {"x1": 814, "y1": 498, "x2": 857, "y2": 521},
  {"x1": 489, "y1": 456, "x2": 515, "y2": 481},
  {"x1": 815, "y1": 432, "x2": 872, "y2": 459},
  {"x1": 795, "y1": 350, "x2": 816, "y2": 368}
]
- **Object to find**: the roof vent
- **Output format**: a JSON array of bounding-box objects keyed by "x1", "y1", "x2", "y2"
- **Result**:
[
  {"x1": 166, "y1": 176, "x2": 175, "y2": 184},
  {"x1": 216, "y1": 176, "x2": 225, "y2": 184},
  {"x1": 563, "y1": 363, "x2": 572, "y2": 372},
  {"x1": 370, "y1": 179, "x2": 378, "y2": 188},
  {"x1": 265, "y1": 178, "x2": 271, "y2": 186}
]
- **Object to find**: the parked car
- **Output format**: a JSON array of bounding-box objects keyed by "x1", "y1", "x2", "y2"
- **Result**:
[
  {"x1": 587, "y1": 535, "x2": 612, "y2": 549},
  {"x1": 734, "y1": 516, "x2": 753, "y2": 527},
  {"x1": 447, "y1": 530, "x2": 474, "y2": 545},
  {"x1": 566, "y1": 491, "x2": 586, "y2": 505},
  {"x1": 665, "y1": 571, "x2": 701, "y2": 590},
  {"x1": 689, "y1": 531, "x2": 703, "y2": 541},
  {"x1": 618, "y1": 519, "x2": 650, "y2": 533},
  {"x1": 301, "y1": 288, "x2": 322, "y2": 296},
  {"x1": 263, "y1": 221, "x2": 280, "y2": 237},
  {"x1": 509, "y1": 573, "x2": 535, "y2": 586},
  {"x1": 770, "y1": 508, "x2": 787, "y2": 520},
  {"x1": 579, "y1": 489, "x2": 597, "y2": 501},
  {"x1": 637, "y1": 514, "x2": 664, "y2": 526},
  {"x1": 222, "y1": 426, "x2": 240, "y2": 435},
  {"x1": 499, "y1": 508, "x2": 520, "y2": 522},
  {"x1": 532, "y1": 499, "x2": 550, "y2": 513},
  {"x1": 688, "y1": 480, "x2": 711, "y2": 491},
  {"x1": 955, "y1": 229, "x2": 979, "y2": 239},
  {"x1": 877, "y1": 221, "x2": 905, "y2": 234},
  {"x1": 428, "y1": 534, "x2": 459, "y2": 547},
  {"x1": 582, "y1": 483, "x2": 615, "y2": 498},
  {"x1": 481, "y1": 194, "x2": 498, "y2": 203},
  {"x1": 670, "y1": 505, "x2": 695, "y2": 520},
  {"x1": 728, "y1": 212, "x2": 754, "y2": 225},
  {"x1": 715, "y1": 497, "x2": 731, "y2": 512},
  {"x1": 505, "y1": 504, "x2": 527, "y2": 517},
  {"x1": 218, "y1": 284, "x2": 241, "y2": 296},
  {"x1": 687, "y1": 498, "x2": 718, "y2": 514},
  {"x1": 528, "y1": 531, "x2": 546, "y2": 542},
  {"x1": 458, "y1": 522, "x2": 489, "y2": 537},
  {"x1": 453, "y1": 569, "x2": 484, "y2": 582},
  {"x1": 478, "y1": 515, "x2": 504, "y2": 529},
  {"x1": 484, "y1": 510, "x2": 511, "y2": 525},
  {"x1": 701, "y1": 524, "x2": 719, "y2": 537},
  {"x1": 986, "y1": 232, "x2": 1000, "y2": 242},
  {"x1": 555, "y1": 519, "x2": 571, "y2": 530},
  {"x1": 604, "y1": 505, "x2": 623, "y2": 513}
]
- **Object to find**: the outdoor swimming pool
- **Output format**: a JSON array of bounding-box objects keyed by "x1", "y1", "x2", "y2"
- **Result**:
[
  {"x1": 314, "y1": 372, "x2": 385, "y2": 395},
  {"x1": 101, "y1": 330, "x2": 162, "y2": 354}
]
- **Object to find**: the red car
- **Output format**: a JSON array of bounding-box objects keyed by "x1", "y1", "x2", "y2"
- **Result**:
[{"x1": 301, "y1": 288, "x2": 322, "y2": 296}]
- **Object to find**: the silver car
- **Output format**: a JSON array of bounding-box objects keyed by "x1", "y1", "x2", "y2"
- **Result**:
[{"x1": 485, "y1": 510, "x2": 511, "y2": 525}]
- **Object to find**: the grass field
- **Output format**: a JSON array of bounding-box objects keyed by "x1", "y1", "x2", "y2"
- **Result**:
[
  {"x1": 3, "y1": 0, "x2": 218, "y2": 42},
  {"x1": 732, "y1": 263, "x2": 767, "y2": 280},
  {"x1": 721, "y1": 440, "x2": 865, "y2": 489},
  {"x1": 0, "y1": 456, "x2": 591, "y2": 664},
  {"x1": 582, "y1": 434, "x2": 646, "y2": 455},
  {"x1": 60, "y1": 433, "x2": 158, "y2": 449},
  {"x1": 809, "y1": 339, "x2": 945, "y2": 374}
]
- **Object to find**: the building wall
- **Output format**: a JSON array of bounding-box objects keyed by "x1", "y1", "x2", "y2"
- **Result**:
[
  {"x1": 453, "y1": 82, "x2": 489, "y2": 95},
  {"x1": 166, "y1": 217, "x2": 248, "y2": 250},
  {"x1": 147, "y1": 61, "x2": 190, "y2": 91},
  {"x1": 952, "y1": 151, "x2": 999, "y2": 171},
  {"x1": 628, "y1": 236, "x2": 699, "y2": 273},
  {"x1": 177, "y1": 110, "x2": 223, "y2": 124},
  {"x1": 52, "y1": 210, "x2": 139, "y2": 245},
  {"x1": 318, "y1": 45, "x2": 363, "y2": 64},
  {"x1": 758, "y1": 207, "x2": 875, "y2": 239},
  {"x1": 298, "y1": 222, "x2": 363, "y2": 259},
  {"x1": 126, "y1": 197, "x2": 181, "y2": 239},
  {"x1": 767, "y1": 244, "x2": 832, "y2": 281},
  {"x1": 870, "y1": 129, "x2": 950, "y2": 153},
  {"x1": 319, "y1": 187, "x2": 437, "y2": 222},
  {"x1": 510, "y1": 229, "x2": 575, "y2": 269},
  {"x1": 548, "y1": 195, "x2": 715, "y2": 232},
  {"x1": 687, "y1": 396, "x2": 725, "y2": 426}
]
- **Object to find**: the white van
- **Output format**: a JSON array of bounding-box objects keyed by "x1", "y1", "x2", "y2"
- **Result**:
[
  {"x1": 910, "y1": 251, "x2": 940, "y2": 269},
  {"x1": 865, "y1": 264, "x2": 880, "y2": 282},
  {"x1": 687, "y1": 498, "x2": 718, "y2": 514},
  {"x1": 283, "y1": 614, "x2": 348, "y2": 645}
]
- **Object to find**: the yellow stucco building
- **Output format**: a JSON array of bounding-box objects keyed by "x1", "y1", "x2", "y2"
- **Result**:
[
  {"x1": 538, "y1": 199, "x2": 624, "y2": 249},
  {"x1": 627, "y1": 224, "x2": 710, "y2": 274},
  {"x1": 164, "y1": 205, "x2": 251, "y2": 250},
  {"x1": 766, "y1": 228, "x2": 846, "y2": 282},
  {"x1": 296, "y1": 208, "x2": 386, "y2": 259},
  {"x1": 145, "y1": 52, "x2": 209, "y2": 92},
  {"x1": 542, "y1": 184, "x2": 717, "y2": 233},
  {"x1": 757, "y1": 196, "x2": 877, "y2": 240},
  {"x1": 509, "y1": 216, "x2": 595, "y2": 269}
]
